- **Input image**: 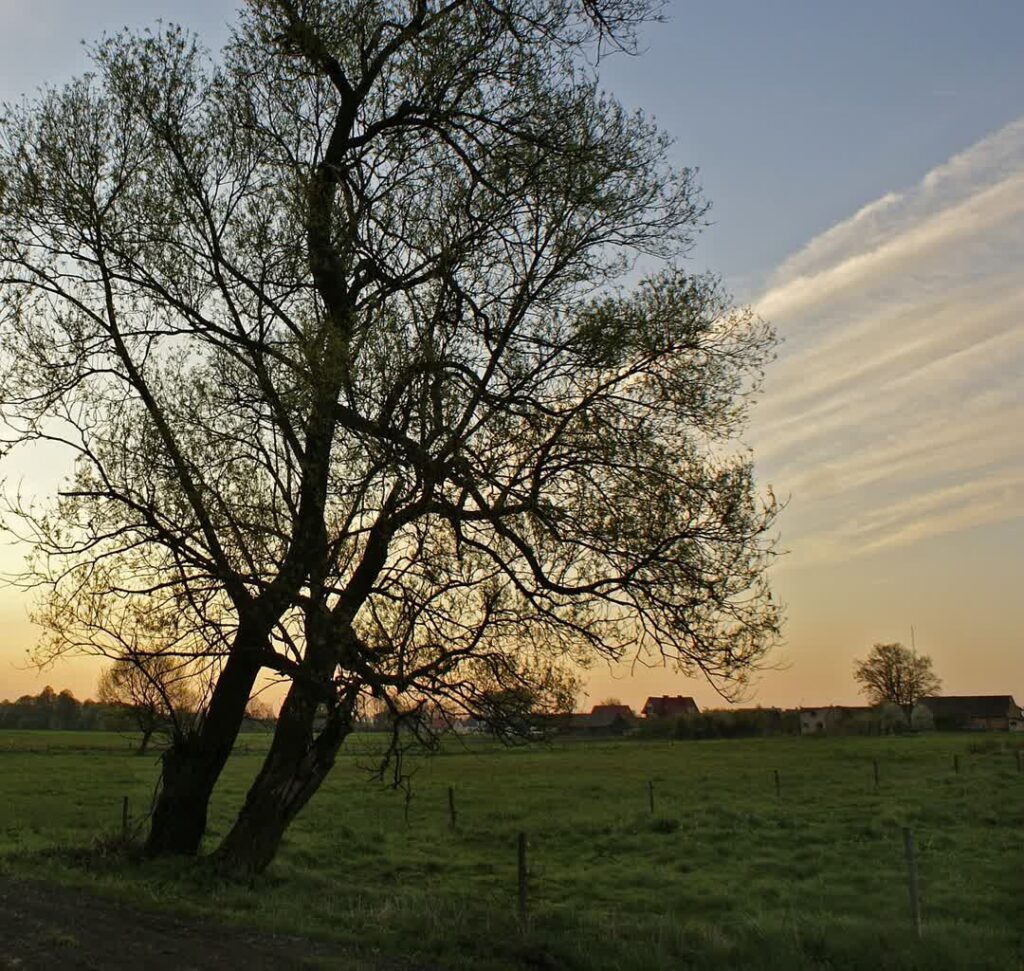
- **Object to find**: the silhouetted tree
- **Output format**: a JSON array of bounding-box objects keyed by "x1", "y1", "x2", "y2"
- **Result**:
[
  {"x1": 243, "y1": 697, "x2": 276, "y2": 731},
  {"x1": 1, "y1": 0, "x2": 779, "y2": 872},
  {"x1": 853, "y1": 642, "x2": 941, "y2": 711},
  {"x1": 54, "y1": 689, "x2": 81, "y2": 731}
]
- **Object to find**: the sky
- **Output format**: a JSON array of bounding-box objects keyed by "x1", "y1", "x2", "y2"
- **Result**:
[{"x1": 0, "y1": 1, "x2": 1021, "y2": 710}]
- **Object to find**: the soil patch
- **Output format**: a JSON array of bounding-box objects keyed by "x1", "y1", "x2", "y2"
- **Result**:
[{"x1": 0, "y1": 875, "x2": 385, "y2": 970}]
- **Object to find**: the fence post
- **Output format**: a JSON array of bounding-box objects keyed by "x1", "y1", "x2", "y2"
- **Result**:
[
  {"x1": 902, "y1": 827, "x2": 922, "y2": 939},
  {"x1": 121, "y1": 796, "x2": 129, "y2": 841},
  {"x1": 648, "y1": 780, "x2": 655, "y2": 814},
  {"x1": 872, "y1": 759, "x2": 880, "y2": 789},
  {"x1": 448, "y1": 785, "x2": 457, "y2": 831},
  {"x1": 773, "y1": 768, "x2": 781, "y2": 799},
  {"x1": 517, "y1": 831, "x2": 528, "y2": 930}
]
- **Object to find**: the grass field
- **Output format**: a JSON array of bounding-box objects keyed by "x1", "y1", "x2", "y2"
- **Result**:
[{"x1": 1, "y1": 729, "x2": 1022, "y2": 969}]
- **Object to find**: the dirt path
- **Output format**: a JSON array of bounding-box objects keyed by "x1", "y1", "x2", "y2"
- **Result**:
[{"x1": 0, "y1": 876, "x2": 383, "y2": 970}]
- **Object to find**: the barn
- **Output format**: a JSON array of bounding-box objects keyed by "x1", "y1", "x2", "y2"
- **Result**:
[{"x1": 916, "y1": 696, "x2": 1024, "y2": 731}]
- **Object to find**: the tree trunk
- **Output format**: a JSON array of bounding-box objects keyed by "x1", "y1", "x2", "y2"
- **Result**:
[
  {"x1": 214, "y1": 681, "x2": 354, "y2": 875},
  {"x1": 145, "y1": 630, "x2": 265, "y2": 857},
  {"x1": 137, "y1": 727, "x2": 152, "y2": 755},
  {"x1": 214, "y1": 605, "x2": 356, "y2": 875}
]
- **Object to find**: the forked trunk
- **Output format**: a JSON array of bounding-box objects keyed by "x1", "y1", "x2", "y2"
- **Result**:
[
  {"x1": 145, "y1": 635, "x2": 264, "y2": 857},
  {"x1": 214, "y1": 681, "x2": 354, "y2": 875}
]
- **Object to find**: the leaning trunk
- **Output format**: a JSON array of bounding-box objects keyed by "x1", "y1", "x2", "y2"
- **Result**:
[
  {"x1": 214, "y1": 678, "x2": 354, "y2": 875},
  {"x1": 145, "y1": 631, "x2": 265, "y2": 857}
]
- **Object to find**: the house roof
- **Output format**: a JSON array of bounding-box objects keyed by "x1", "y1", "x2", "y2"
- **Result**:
[
  {"x1": 918, "y1": 696, "x2": 1021, "y2": 718},
  {"x1": 641, "y1": 695, "x2": 700, "y2": 717},
  {"x1": 588, "y1": 704, "x2": 636, "y2": 726}
]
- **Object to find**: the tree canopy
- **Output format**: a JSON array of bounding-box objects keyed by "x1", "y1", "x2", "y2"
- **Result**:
[{"x1": 0, "y1": 0, "x2": 779, "y2": 872}]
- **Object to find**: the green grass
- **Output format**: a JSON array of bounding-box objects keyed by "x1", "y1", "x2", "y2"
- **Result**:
[{"x1": 1, "y1": 730, "x2": 1022, "y2": 969}]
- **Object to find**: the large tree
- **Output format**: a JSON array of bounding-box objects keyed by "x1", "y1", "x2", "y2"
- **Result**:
[
  {"x1": 853, "y1": 642, "x2": 941, "y2": 710},
  {"x1": 0, "y1": 0, "x2": 779, "y2": 873}
]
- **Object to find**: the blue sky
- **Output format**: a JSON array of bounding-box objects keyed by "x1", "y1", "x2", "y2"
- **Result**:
[
  {"x1": 601, "y1": 1, "x2": 1024, "y2": 291},
  {"x1": 4, "y1": 2, "x2": 1022, "y2": 289},
  {"x1": 1, "y1": 1, "x2": 1022, "y2": 707}
]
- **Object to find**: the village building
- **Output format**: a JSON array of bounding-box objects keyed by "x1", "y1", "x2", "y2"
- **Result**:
[
  {"x1": 916, "y1": 695, "x2": 1024, "y2": 732},
  {"x1": 799, "y1": 705, "x2": 875, "y2": 735},
  {"x1": 641, "y1": 695, "x2": 700, "y2": 719},
  {"x1": 533, "y1": 703, "x2": 638, "y2": 737},
  {"x1": 584, "y1": 704, "x2": 637, "y2": 735}
]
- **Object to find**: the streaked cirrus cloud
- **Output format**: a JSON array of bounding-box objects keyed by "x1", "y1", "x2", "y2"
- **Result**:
[{"x1": 749, "y1": 117, "x2": 1024, "y2": 565}]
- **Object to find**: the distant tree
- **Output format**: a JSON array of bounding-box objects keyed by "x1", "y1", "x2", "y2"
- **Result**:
[
  {"x1": 597, "y1": 697, "x2": 624, "y2": 707},
  {"x1": 853, "y1": 642, "x2": 941, "y2": 711},
  {"x1": 244, "y1": 697, "x2": 276, "y2": 725},
  {"x1": 36, "y1": 685, "x2": 57, "y2": 725},
  {"x1": 54, "y1": 689, "x2": 81, "y2": 731},
  {"x1": 97, "y1": 656, "x2": 198, "y2": 753},
  {"x1": 474, "y1": 677, "x2": 577, "y2": 738}
]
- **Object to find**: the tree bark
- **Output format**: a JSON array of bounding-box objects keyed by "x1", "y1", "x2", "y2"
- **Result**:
[
  {"x1": 214, "y1": 606, "x2": 357, "y2": 876},
  {"x1": 213, "y1": 679, "x2": 354, "y2": 875},
  {"x1": 145, "y1": 627, "x2": 265, "y2": 857}
]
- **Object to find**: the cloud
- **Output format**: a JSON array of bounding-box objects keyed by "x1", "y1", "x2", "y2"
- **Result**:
[
  {"x1": 754, "y1": 172, "x2": 1024, "y2": 324},
  {"x1": 751, "y1": 117, "x2": 1024, "y2": 564},
  {"x1": 766, "y1": 117, "x2": 1024, "y2": 288}
]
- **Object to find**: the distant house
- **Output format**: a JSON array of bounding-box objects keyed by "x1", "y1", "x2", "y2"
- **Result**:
[
  {"x1": 916, "y1": 696, "x2": 1024, "y2": 732},
  {"x1": 531, "y1": 704, "x2": 640, "y2": 737},
  {"x1": 585, "y1": 704, "x2": 637, "y2": 735},
  {"x1": 641, "y1": 695, "x2": 700, "y2": 719},
  {"x1": 799, "y1": 705, "x2": 874, "y2": 735}
]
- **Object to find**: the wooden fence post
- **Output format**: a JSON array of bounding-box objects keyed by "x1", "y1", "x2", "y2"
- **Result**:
[
  {"x1": 121, "y1": 796, "x2": 129, "y2": 841},
  {"x1": 517, "y1": 832, "x2": 528, "y2": 930},
  {"x1": 773, "y1": 768, "x2": 781, "y2": 799},
  {"x1": 648, "y1": 780, "x2": 655, "y2": 814},
  {"x1": 902, "y1": 827, "x2": 922, "y2": 939},
  {"x1": 872, "y1": 759, "x2": 879, "y2": 789},
  {"x1": 448, "y1": 786, "x2": 457, "y2": 831}
]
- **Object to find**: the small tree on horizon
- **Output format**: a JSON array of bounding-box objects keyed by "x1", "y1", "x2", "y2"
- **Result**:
[
  {"x1": 97, "y1": 656, "x2": 199, "y2": 754},
  {"x1": 853, "y1": 642, "x2": 941, "y2": 712}
]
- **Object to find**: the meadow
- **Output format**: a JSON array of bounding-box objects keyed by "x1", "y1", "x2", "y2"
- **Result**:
[{"x1": 0, "y1": 730, "x2": 1022, "y2": 969}]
